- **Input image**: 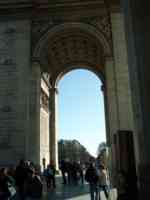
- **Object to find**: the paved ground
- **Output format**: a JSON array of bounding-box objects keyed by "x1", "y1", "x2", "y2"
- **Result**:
[
  {"x1": 43, "y1": 176, "x2": 90, "y2": 200},
  {"x1": 42, "y1": 176, "x2": 117, "y2": 200}
]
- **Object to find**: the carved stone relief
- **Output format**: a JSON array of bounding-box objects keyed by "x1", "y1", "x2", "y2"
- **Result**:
[
  {"x1": 80, "y1": 14, "x2": 112, "y2": 46},
  {"x1": 32, "y1": 19, "x2": 55, "y2": 49},
  {"x1": 40, "y1": 88, "x2": 49, "y2": 112},
  {"x1": 32, "y1": 13, "x2": 112, "y2": 55}
]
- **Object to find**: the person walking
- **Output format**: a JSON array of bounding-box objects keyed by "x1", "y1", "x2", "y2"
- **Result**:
[
  {"x1": 44, "y1": 164, "x2": 56, "y2": 189},
  {"x1": 85, "y1": 162, "x2": 99, "y2": 200},
  {"x1": 98, "y1": 164, "x2": 109, "y2": 199},
  {"x1": 60, "y1": 160, "x2": 67, "y2": 185},
  {"x1": 23, "y1": 167, "x2": 43, "y2": 200}
]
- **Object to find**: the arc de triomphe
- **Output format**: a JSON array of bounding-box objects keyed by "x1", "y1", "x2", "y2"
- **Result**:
[{"x1": 0, "y1": 0, "x2": 150, "y2": 198}]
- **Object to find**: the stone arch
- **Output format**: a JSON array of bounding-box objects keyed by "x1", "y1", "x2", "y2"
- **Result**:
[
  {"x1": 33, "y1": 22, "x2": 112, "y2": 88},
  {"x1": 33, "y1": 22, "x2": 111, "y2": 171},
  {"x1": 55, "y1": 64, "x2": 105, "y2": 88},
  {"x1": 33, "y1": 22, "x2": 112, "y2": 61}
]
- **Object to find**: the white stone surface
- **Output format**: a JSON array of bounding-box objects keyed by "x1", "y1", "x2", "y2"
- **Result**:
[
  {"x1": 40, "y1": 78, "x2": 50, "y2": 169},
  {"x1": 111, "y1": 12, "x2": 134, "y2": 131},
  {"x1": 40, "y1": 106, "x2": 50, "y2": 170}
]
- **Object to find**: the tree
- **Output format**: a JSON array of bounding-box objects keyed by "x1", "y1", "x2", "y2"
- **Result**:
[
  {"x1": 97, "y1": 142, "x2": 107, "y2": 156},
  {"x1": 97, "y1": 142, "x2": 109, "y2": 167},
  {"x1": 58, "y1": 139, "x2": 93, "y2": 165}
]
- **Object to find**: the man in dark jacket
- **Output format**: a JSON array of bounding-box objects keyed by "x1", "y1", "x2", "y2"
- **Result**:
[{"x1": 85, "y1": 163, "x2": 99, "y2": 200}]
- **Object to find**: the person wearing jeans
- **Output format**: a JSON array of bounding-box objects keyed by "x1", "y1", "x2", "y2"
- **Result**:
[{"x1": 85, "y1": 163, "x2": 100, "y2": 200}]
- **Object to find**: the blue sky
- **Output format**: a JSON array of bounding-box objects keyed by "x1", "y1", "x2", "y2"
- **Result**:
[{"x1": 57, "y1": 69, "x2": 106, "y2": 157}]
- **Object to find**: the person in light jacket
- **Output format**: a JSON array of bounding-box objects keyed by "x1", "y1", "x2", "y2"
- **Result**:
[{"x1": 98, "y1": 164, "x2": 109, "y2": 199}]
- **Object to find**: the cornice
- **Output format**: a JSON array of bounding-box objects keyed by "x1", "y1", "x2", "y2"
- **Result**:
[
  {"x1": 0, "y1": 1, "x2": 120, "y2": 23},
  {"x1": 0, "y1": 0, "x2": 120, "y2": 10},
  {"x1": 0, "y1": 1, "x2": 32, "y2": 10},
  {"x1": 0, "y1": 1, "x2": 120, "y2": 19},
  {"x1": 0, "y1": 1, "x2": 32, "y2": 19},
  {"x1": 38, "y1": 1, "x2": 105, "y2": 8},
  {"x1": 0, "y1": 1, "x2": 107, "y2": 19}
]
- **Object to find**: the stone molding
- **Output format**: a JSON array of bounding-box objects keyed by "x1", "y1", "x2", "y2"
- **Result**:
[
  {"x1": 32, "y1": 14, "x2": 113, "y2": 53},
  {"x1": 0, "y1": 1, "x2": 120, "y2": 18}
]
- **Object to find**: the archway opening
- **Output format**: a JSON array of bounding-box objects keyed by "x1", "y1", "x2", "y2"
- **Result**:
[{"x1": 57, "y1": 69, "x2": 106, "y2": 165}]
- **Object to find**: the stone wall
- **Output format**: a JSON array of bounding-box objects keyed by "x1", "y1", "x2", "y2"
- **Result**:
[
  {"x1": 105, "y1": 12, "x2": 135, "y2": 185},
  {"x1": 0, "y1": 20, "x2": 31, "y2": 165},
  {"x1": 121, "y1": 0, "x2": 150, "y2": 198},
  {"x1": 110, "y1": 12, "x2": 134, "y2": 131}
]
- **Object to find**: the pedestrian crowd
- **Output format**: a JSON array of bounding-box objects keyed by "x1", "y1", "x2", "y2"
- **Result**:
[
  {"x1": 59, "y1": 160, "x2": 84, "y2": 186},
  {"x1": 59, "y1": 159, "x2": 110, "y2": 200},
  {"x1": 0, "y1": 158, "x2": 110, "y2": 200},
  {"x1": 0, "y1": 159, "x2": 43, "y2": 200},
  {"x1": 0, "y1": 159, "x2": 85, "y2": 200}
]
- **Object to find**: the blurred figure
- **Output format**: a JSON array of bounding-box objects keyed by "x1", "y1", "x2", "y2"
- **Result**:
[
  {"x1": 76, "y1": 162, "x2": 84, "y2": 185},
  {"x1": 0, "y1": 168, "x2": 11, "y2": 200},
  {"x1": 85, "y1": 162, "x2": 99, "y2": 200},
  {"x1": 44, "y1": 163, "x2": 56, "y2": 189},
  {"x1": 15, "y1": 159, "x2": 28, "y2": 199},
  {"x1": 98, "y1": 164, "x2": 109, "y2": 199},
  {"x1": 0, "y1": 167, "x2": 17, "y2": 200},
  {"x1": 60, "y1": 160, "x2": 67, "y2": 185},
  {"x1": 24, "y1": 167, "x2": 43, "y2": 200}
]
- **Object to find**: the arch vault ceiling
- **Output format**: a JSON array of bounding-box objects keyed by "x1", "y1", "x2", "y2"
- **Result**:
[{"x1": 46, "y1": 30, "x2": 104, "y2": 77}]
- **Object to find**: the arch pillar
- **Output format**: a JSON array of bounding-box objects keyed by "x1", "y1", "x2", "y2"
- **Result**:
[
  {"x1": 105, "y1": 58, "x2": 119, "y2": 185},
  {"x1": 109, "y1": 11, "x2": 137, "y2": 193},
  {"x1": 28, "y1": 61, "x2": 41, "y2": 164},
  {"x1": 110, "y1": 11, "x2": 134, "y2": 131},
  {"x1": 49, "y1": 82, "x2": 59, "y2": 170},
  {"x1": 101, "y1": 84, "x2": 110, "y2": 145},
  {"x1": 121, "y1": 0, "x2": 150, "y2": 198}
]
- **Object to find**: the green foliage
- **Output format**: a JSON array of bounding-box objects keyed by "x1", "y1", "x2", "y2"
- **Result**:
[
  {"x1": 58, "y1": 139, "x2": 94, "y2": 164},
  {"x1": 97, "y1": 142, "x2": 107, "y2": 156}
]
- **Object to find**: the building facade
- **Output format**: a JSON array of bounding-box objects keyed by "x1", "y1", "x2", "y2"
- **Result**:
[{"x1": 0, "y1": 0, "x2": 149, "y2": 198}]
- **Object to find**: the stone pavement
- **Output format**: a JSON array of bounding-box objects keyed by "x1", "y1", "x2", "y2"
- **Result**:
[
  {"x1": 42, "y1": 176, "x2": 90, "y2": 200},
  {"x1": 42, "y1": 176, "x2": 117, "y2": 200}
]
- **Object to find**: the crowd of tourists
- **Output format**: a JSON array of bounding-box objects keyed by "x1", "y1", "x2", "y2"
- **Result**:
[
  {"x1": 59, "y1": 160, "x2": 84, "y2": 186},
  {"x1": 0, "y1": 159, "x2": 43, "y2": 200},
  {"x1": 0, "y1": 158, "x2": 111, "y2": 200},
  {"x1": 44, "y1": 158, "x2": 110, "y2": 200}
]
